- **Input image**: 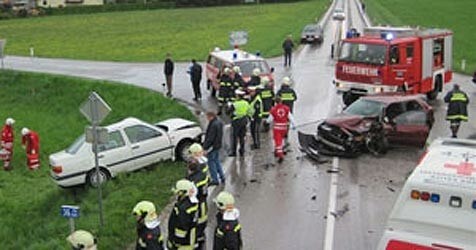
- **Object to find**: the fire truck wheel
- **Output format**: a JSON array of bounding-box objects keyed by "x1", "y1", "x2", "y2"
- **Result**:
[{"x1": 426, "y1": 77, "x2": 442, "y2": 100}]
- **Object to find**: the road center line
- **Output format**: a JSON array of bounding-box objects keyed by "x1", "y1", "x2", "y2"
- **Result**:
[{"x1": 323, "y1": 157, "x2": 339, "y2": 250}]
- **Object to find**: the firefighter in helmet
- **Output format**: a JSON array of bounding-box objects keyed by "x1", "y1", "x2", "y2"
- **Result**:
[
  {"x1": 277, "y1": 76, "x2": 297, "y2": 113},
  {"x1": 228, "y1": 89, "x2": 251, "y2": 157},
  {"x1": 1, "y1": 117, "x2": 15, "y2": 170},
  {"x1": 167, "y1": 179, "x2": 199, "y2": 250},
  {"x1": 232, "y1": 66, "x2": 245, "y2": 92},
  {"x1": 248, "y1": 86, "x2": 264, "y2": 150},
  {"x1": 21, "y1": 127, "x2": 40, "y2": 170},
  {"x1": 247, "y1": 68, "x2": 261, "y2": 87},
  {"x1": 217, "y1": 67, "x2": 234, "y2": 115},
  {"x1": 444, "y1": 84, "x2": 469, "y2": 138},
  {"x1": 185, "y1": 159, "x2": 209, "y2": 250},
  {"x1": 66, "y1": 230, "x2": 97, "y2": 250},
  {"x1": 188, "y1": 143, "x2": 208, "y2": 174},
  {"x1": 132, "y1": 201, "x2": 164, "y2": 250},
  {"x1": 213, "y1": 191, "x2": 243, "y2": 250},
  {"x1": 259, "y1": 76, "x2": 275, "y2": 132}
]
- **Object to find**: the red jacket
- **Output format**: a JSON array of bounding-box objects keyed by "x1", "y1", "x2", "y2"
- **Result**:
[
  {"x1": 22, "y1": 131, "x2": 39, "y2": 154},
  {"x1": 269, "y1": 103, "x2": 291, "y2": 131},
  {"x1": 1, "y1": 125, "x2": 14, "y2": 144}
]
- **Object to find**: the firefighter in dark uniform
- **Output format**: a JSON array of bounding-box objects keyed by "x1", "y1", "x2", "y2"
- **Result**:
[
  {"x1": 248, "y1": 86, "x2": 264, "y2": 150},
  {"x1": 132, "y1": 201, "x2": 165, "y2": 250},
  {"x1": 259, "y1": 76, "x2": 275, "y2": 132},
  {"x1": 185, "y1": 158, "x2": 209, "y2": 250},
  {"x1": 277, "y1": 77, "x2": 297, "y2": 113},
  {"x1": 247, "y1": 68, "x2": 261, "y2": 87},
  {"x1": 167, "y1": 179, "x2": 199, "y2": 250},
  {"x1": 232, "y1": 66, "x2": 246, "y2": 92},
  {"x1": 444, "y1": 84, "x2": 469, "y2": 138},
  {"x1": 217, "y1": 67, "x2": 234, "y2": 115},
  {"x1": 228, "y1": 89, "x2": 251, "y2": 157},
  {"x1": 213, "y1": 191, "x2": 243, "y2": 250}
]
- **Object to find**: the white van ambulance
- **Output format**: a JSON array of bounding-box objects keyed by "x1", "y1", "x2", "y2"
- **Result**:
[{"x1": 378, "y1": 138, "x2": 476, "y2": 250}]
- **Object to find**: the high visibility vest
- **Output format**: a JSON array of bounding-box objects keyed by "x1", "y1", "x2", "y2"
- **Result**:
[
  {"x1": 260, "y1": 89, "x2": 273, "y2": 99},
  {"x1": 280, "y1": 92, "x2": 296, "y2": 101},
  {"x1": 450, "y1": 92, "x2": 468, "y2": 102},
  {"x1": 250, "y1": 95, "x2": 264, "y2": 118},
  {"x1": 232, "y1": 100, "x2": 250, "y2": 120}
]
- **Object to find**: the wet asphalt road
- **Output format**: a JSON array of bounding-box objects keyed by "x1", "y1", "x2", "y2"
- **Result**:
[{"x1": 4, "y1": 0, "x2": 476, "y2": 249}]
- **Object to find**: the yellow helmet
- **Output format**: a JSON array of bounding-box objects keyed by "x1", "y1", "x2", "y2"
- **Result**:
[
  {"x1": 252, "y1": 68, "x2": 261, "y2": 76},
  {"x1": 260, "y1": 76, "x2": 270, "y2": 85},
  {"x1": 174, "y1": 179, "x2": 195, "y2": 196},
  {"x1": 132, "y1": 201, "x2": 157, "y2": 223},
  {"x1": 214, "y1": 191, "x2": 235, "y2": 210},
  {"x1": 223, "y1": 67, "x2": 231, "y2": 75},
  {"x1": 282, "y1": 76, "x2": 291, "y2": 85},
  {"x1": 67, "y1": 230, "x2": 96, "y2": 249},
  {"x1": 233, "y1": 66, "x2": 241, "y2": 73},
  {"x1": 188, "y1": 143, "x2": 203, "y2": 154}
]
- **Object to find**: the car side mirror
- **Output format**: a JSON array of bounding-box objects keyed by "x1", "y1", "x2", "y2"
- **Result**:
[{"x1": 270, "y1": 67, "x2": 275, "y2": 73}]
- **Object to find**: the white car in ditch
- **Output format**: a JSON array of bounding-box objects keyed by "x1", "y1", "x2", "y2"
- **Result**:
[{"x1": 50, "y1": 117, "x2": 202, "y2": 187}]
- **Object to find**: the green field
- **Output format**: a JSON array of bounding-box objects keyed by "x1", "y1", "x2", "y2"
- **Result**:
[
  {"x1": 0, "y1": 70, "x2": 195, "y2": 248},
  {"x1": 365, "y1": 0, "x2": 476, "y2": 74},
  {"x1": 0, "y1": 1, "x2": 327, "y2": 62}
]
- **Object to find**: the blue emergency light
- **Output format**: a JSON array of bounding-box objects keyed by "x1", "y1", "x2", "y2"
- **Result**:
[
  {"x1": 233, "y1": 52, "x2": 238, "y2": 60},
  {"x1": 472, "y1": 200, "x2": 476, "y2": 209},
  {"x1": 430, "y1": 193, "x2": 440, "y2": 203}
]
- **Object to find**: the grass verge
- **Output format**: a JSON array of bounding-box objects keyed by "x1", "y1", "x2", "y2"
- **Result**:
[
  {"x1": 365, "y1": 0, "x2": 476, "y2": 74},
  {"x1": 0, "y1": 1, "x2": 328, "y2": 62},
  {"x1": 0, "y1": 69, "x2": 194, "y2": 249}
]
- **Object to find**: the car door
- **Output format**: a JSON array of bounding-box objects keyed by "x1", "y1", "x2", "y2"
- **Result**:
[
  {"x1": 97, "y1": 130, "x2": 132, "y2": 175},
  {"x1": 389, "y1": 110, "x2": 430, "y2": 147},
  {"x1": 124, "y1": 124, "x2": 172, "y2": 171}
]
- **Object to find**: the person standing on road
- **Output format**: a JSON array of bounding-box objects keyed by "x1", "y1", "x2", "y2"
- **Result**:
[
  {"x1": 213, "y1": 191, "x2": 243, "y2": 250},
  {"x1": 282, "y1": 35, "x2": 295, "y2": 67},
  {"x1": 444, "y1": 84, "x2": 469, "y2": 138},
  {"x1": 228, "y1": 90, "x2": 251, "y2": 157},
  {"x1": 1, "y1": 118, "x2": 15, "y2": 171},
  {"x1": 277, "y1": 77, "x2": 297, "y2": 113},
  {"x1": 247, "y1": 68, "x2": 261, "y2": 88},
  {"x1": 132, "y1": 201, "x2": 165, "y2": 250},
  {"x1": 188, "y1": 59, "x2": 203, "y2": 101},
  {"x1": 248, "y1": 86, "x2": 263, "y2": 150},
  {"x1": 202, "y1": 111, "x2": 226, "y2": 186},
  {"x1": 260, "y1": 77, "x2": 274, "y2": 132},
  {"x1": 164, "y1": 53, "x2": 174, "y2": 98},
  {"x1": 217, "y1": 67, "x2": 233, "y2": 116},
  {"x1": 167, "y1": 179, "x2": 199, "y2": 250},
  {"x1": 266, "y1": 97, "x2": 295, "y2": 163},
  {"x1": 232, "y1": 66, "x2": 245, "y2": 92},
  {"x1": 185, "y1": 159, "x2": 209, "y2": 250}
]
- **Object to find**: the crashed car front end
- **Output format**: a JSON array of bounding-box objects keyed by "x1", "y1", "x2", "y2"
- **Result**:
[{"x1": 317, "y1": 119, "x2": 373, "y2": 154}]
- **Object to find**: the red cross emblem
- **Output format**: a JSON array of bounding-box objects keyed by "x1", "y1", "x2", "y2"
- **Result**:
[{"x1": 444, "y1": 161, "x2": 476, "y2": 176}]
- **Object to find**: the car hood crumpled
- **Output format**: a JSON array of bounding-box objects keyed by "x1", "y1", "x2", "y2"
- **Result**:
[
  {"x1": 155, "y1": 118, "x2": 198, "y2": 132},
  {"x1": 324, "y1": 114, "x2": 368, "y2": 132}
]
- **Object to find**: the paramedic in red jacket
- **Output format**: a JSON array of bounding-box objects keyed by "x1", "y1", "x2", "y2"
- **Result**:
[
  {"x1": 21, "y1": 127, "x2": 40, "y2": 170},
  {"x1": 265, "y1": 97, "x2": 296, "y2": 163},
  {"x1": 1, "y1": 118, "x2": 15, "y2": 170}
]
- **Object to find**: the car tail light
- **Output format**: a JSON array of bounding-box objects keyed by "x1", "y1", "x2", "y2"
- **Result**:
[
  {"x1": 411, "y1": 190, "x2": 440, "y2": 203},
  {"x1": 52, "y1": 165, "x2": 63, "y2": 174}
]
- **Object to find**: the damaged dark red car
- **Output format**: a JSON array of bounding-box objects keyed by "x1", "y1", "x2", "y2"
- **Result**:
[{"x1": 313, "y1": 95, "x2": 434, "y2": 157}]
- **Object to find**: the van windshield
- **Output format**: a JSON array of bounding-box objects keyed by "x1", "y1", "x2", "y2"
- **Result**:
[
  {"x1": 235, "y1": 61, "x2": 270, "y2": 76},
  {"x1": 339, "y1": 42, "x2": 387, "y2": 65}
]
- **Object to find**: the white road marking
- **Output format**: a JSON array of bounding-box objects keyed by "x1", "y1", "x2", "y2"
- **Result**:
[{"x1": 323, "y1": 157, "x2": 340, "y2": 250}]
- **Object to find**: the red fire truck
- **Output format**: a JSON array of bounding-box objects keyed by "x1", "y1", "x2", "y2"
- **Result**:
[{"x1": 334, "y1": 27, "x2": 453, "y2": 105}]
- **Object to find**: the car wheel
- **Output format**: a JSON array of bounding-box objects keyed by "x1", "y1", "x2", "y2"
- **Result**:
[
  {"x1": 176, "y1": 139, "x2": 193, "y2": 161},
  {"x1": 86, "y1": 168, "x2": 110, "y2": 188}
]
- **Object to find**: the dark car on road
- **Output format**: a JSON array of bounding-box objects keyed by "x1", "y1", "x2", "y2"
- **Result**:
[
  {"x1": 301, "y1": 24, "x2": 324, "y2": 44},
  {"x1": 317, "y1": 95, "x2": 434, "y2": 154}
]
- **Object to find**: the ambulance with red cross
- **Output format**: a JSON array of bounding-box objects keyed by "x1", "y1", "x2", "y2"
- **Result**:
[{"x1": 378, "y1": 138, "x2": 476, "y2": 250}]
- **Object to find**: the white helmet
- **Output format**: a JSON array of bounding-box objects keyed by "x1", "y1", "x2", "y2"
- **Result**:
[
  {"x1": 260, "y1": 76, "x2": 270, "y2": 85},
  {"x1": 223, "y1": 67, "x2": 231, "y2": 75},
  {"x1": 5, "y1": 118, "x2": 15, "y2": 125},
  {"x1": 67, "y1": 230, "x2": 97, "y2": 250},
  {"x1": 233, "y1": 66, "x2": 241, "y2": 73},
  {"x1": 282, "y1": 76, "x2": 291, "y2": 86},
  {"x1": 235, "y1": 89, "x2": 246, "y2": 96},
  {"x1": 21, "y1": 127, "x2": 30, "y2": 136},
  {"x1": 252, "y1": 68, "x2": 261, "y2": 76}
]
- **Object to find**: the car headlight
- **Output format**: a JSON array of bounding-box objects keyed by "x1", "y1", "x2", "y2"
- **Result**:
[{"x1": 374, "y1": 87, "x2": 384, "y2": 93}]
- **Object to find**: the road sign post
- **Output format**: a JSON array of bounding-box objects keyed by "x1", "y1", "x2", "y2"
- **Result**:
[
  {"x1": 61, "y1": 205, "x2": 80, "y2": 234},
  {"x1": 80, "y1": 92, "x2": 111, "y2": 227},
  {"x1": 0, "y1": 39, "x2": 6, "y2": 69}
]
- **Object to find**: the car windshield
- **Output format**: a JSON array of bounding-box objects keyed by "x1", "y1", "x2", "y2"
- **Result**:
[
  {"x1": 344, "y1": 99, "x2": 385, "y2": 117},
  {"x1": 66, "y1": 135, "x2": 85, "y2": 154},
  {"x1": 304, "y1": 25, "x2": 318, "y2": 32},
  {"x1": 236, "y1": 60, "x2": 270, "y2": 76},
  {"x1": 339, "y1": 42, "x2": 387, "y2": 65}
]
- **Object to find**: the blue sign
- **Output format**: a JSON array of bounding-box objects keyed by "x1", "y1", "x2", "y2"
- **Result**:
[{"x1": 61, "y1": 205, "x2": 80, "y2": 219}]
